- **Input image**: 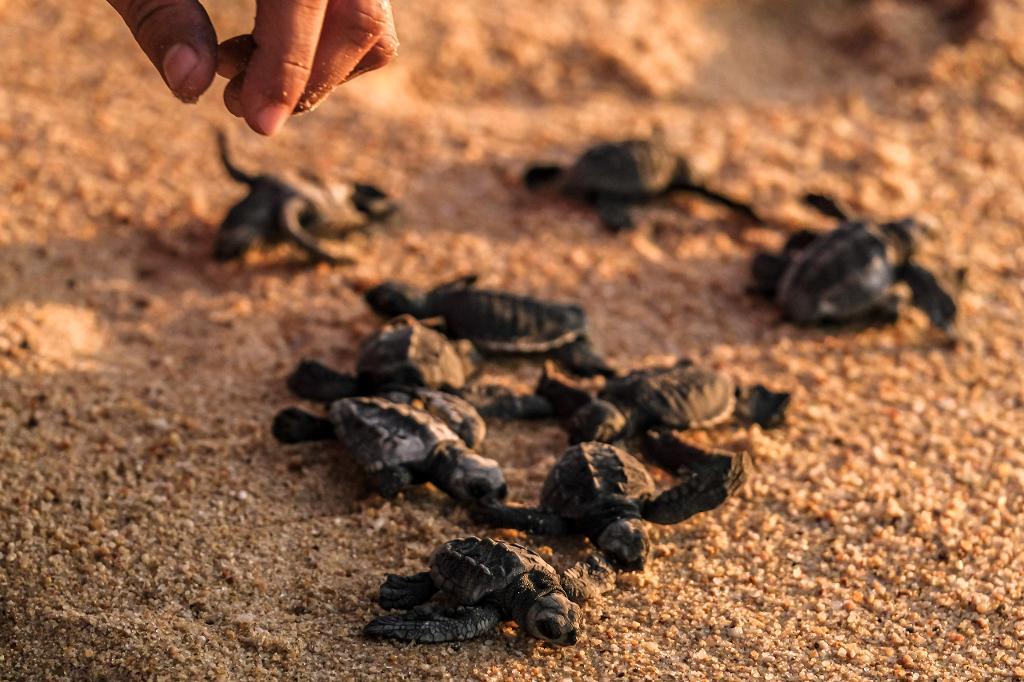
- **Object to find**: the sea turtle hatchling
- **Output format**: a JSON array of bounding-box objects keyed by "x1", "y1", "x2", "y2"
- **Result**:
[
  {"x1": 213, "y1": 131, "x2": 396, "y2": 262},
  {"x1": 364, "y1": 537, "x2": 615, "y2": 645},
  {"x1": 472, "y1": 440, "x2": 748, "y2": 571},
  {"x1": 365, "y1": 275, "x2": 613, "y2": 377},
  {"x1": 286, "y1": 315, "x2": 480, "y2": 403},
  {"x1": 272, "y1": 397, "x2": 506, "y2": 503},
  {"x1": 537, "y1": 360, "x2": 791, "y2": 444},
  {"x1": 750, "y1": 193, "x2": 959, "y2": 335},
  {"x1": 523, "y1": 131, "x2": 763, "y2": 232}
]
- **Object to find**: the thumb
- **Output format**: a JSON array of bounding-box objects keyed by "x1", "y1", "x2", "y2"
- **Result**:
[{"x1": 108, "y1": 0, "x2": 218, "y2": 102}]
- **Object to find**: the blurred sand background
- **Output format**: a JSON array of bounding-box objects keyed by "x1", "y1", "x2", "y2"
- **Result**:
[{"x1": 1, "y1": 0, "x2": 1023, "y2": 679}]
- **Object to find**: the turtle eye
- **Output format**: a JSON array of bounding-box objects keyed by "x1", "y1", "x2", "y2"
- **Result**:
[
  {"x1": 467, "y1": 481, "x2": 491, "y2": 499},
  {"x1": 536, "y1": 618, "x2": 562, "y2": 641}
]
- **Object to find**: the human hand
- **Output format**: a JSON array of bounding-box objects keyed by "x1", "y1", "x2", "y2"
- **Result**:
[{"x1": 107, "y1": 0, "x2": 398, "y2": 136}]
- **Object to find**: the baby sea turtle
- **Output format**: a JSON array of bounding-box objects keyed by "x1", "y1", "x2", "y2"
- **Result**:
[
  {"x1": 286, "y1": 316, "x2": 479, "y2": 404},
  {"x1": 365, "y1": 275, "x2": 613, "y2": 377},
  {"x1": 272, "y1": 397, "x2": 506, "y2": 503},
  {"x1": 473, "y1": 441, "x2": 748, "y2": 570},
  {"x1": 750, "y1": 193, "x2": 959, "y2": 335},
  {"x1": 214, "y1": 131, "x2": 396, "y2": 262},
  {"x1": 364, "y1": 537, "x2": 614, "y2": 645},
  {"x1": 538, "y1": 360, "x2": 790, "y2": 444},
  {"x1": 523, "y1": 131, "x2": 762, "y2": 231}
]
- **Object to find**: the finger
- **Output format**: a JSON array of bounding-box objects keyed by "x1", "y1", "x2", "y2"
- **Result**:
[
  {"x1": 107, "y1": 0, "x2": 218, "y2": 102},
  {"x1": 224, "y1": 74, "x2": 245, "y2": 117},
  {"x1": 295, "y1": 0, "x2": 396, "y2": 112},
  {"x1": 241, "y1": 0, "x2": 330, "y2": 136},
  {"x1": 217, "y1": 34, "x2": 256, "y2": 80}
]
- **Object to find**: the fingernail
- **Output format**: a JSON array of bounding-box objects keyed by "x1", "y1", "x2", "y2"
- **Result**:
[
  {"x1": 252, "y1": 103, "x2": 291, "y2": 136},
  {"x1": 163, "y1": 43, "x2": 200, "y2": 100}
]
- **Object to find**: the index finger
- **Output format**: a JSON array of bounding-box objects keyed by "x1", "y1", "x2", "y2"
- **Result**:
[{"x1": 241, "y1": 0, "x2": 329, "y2": 135}]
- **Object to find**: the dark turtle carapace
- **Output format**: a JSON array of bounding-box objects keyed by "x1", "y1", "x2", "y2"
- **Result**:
[
  {"x1": 272, "y1": 397, "x2": 506, "y2": 503},
  {"x1": 473, "y1": 440, "x2": 748, "y2": 571},
  {"x1": 285, "y1": 315, "x2": 479, "y2": 404},
  {"x1": 538, "y1": 360, "x2": 790, "y2": 444},
  {"x1": 750, "y1": 193, "x2": 959, "y2": 335},
  {"x1": 523, "y1": 132, "x2": 762, "y2": 232},
  {"x1": 365, "y1": 275, "x2": 614, "y2": 377},
  {"x1": 214, "y1": 131, "x2": 396, "y2": 263},
  {"x1": 364, "y1": 537, "x2": 614, "y2": 645}
]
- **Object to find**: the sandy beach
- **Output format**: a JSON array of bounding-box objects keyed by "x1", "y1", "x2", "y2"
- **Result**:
[{"x1": 1, "y1": 0, "x2": 1022, "y2": 679}]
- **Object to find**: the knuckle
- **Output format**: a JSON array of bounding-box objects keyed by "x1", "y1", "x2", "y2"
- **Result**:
[
  {"x1": 126, "y1": 0, "x2": 181, "y2": 37},
  {"x1": 325, "y1": 2, "x2": 389, "y2": 44},
  {"x1": 263, "y1": 59, "x2": 316, "y2": 103}
]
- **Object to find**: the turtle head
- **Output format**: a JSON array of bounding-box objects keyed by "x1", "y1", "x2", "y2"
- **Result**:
[
  {"x1": 568, "y1": 400, "x2": 629, "y2": 444},
  {"x1": 880, "y1": 218, "x2": 927, "y2": 262},
  {"x1": 432, "y1": 445, "x2": 508, "y2": 503},
  {"x1": 597, "y1": 518, "x2": 650, "y2": 571},
  {"x1": 364, "y1": 282, "x2": 428, "y2": 318},
  {"x1": 525, "y1": 592, "x2": 581, "y2": 646}
]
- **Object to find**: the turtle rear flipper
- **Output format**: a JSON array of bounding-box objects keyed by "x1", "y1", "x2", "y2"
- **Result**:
[
  {"x1": 536, "y1": 360, "x2": 596, "y2": 418},
  {"x1": 900, "y1": 261, "x2": 958, "y2": 334},
  {"x1": 378, "y1": 572, "x2": 438, "y2": 610},
  {"x1": 641, "y1": 449, "x2": 747, "y2": 525},
  {"x1": 272, "y1": 408, "x2": 336, "y2": 443},
  {"x1": 287, "y1": 360, "x2": 360, "y2": 402},
  {"x1": 734, "y1": 385, "x2": 791, "y2": 428},
  {"x1": 364, "y1": 605, "x2": 502, "y2": 643}
]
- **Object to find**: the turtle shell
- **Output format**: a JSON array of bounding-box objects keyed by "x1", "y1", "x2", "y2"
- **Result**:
[
  {"x1": 776, "y1": 222, "x2": 897, "y2": 324},
  {"x1": 378, "y1": 387, "x2": 486, "y2": 449},
  {"x1": 539, "y1": 443, "x2": 656, "y2": 517},
  {"x1": 329, "y1": 397, "x2": 459, "y2": 474},
  {"x1": 603, "y1": 363, "x2": 736, "y2": 429},
  {"x1": 562, "y1": 139, "x2": 678, "y2": 199},
  {"x1": 426, "y1": 284, "x2": 587, "y2": 354},
  {"x1": 356, "y1": 316, "x2": 469, "y2": 390},
  {"x1": 430, "y1": 537, "x2": 555, "y2": 605}
]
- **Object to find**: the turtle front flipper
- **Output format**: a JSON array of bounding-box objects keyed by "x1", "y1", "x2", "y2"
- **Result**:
[
  {"x1": 749, "y1": 252, "x2": 789, "y2": 297},
  {"x1": 802, "y1": 192, "x2": 851, "y2": 222},
  {"x1": 560, "y1": 555, "x2": 615, "y2": 605},
  {"x1": 378, "y1": 572, "x2": 438, "y2": 610},
  {"x1": 272, "y1": 408, "x2": 336, "y2": 443},
  {"x1": 594, "y1": 196, "x2": 635, "y2": 232},
  {"x1": 899, "y1": 261, "x2": 958, "y2": 335},
  {"x1": 670, "y1": 179, "x2": 763, "y2": 224},
  {"x1": 367, "y1": 466, "x2": 416, "y2": 499},
  {"x1": 286, "y1": 360, "x2": 360, "y2": 402},
  {"x1": 640, "y1": 430, "x2": 736, "y2": 476},
  {"x1": 553, "y1": 337, "x2": 615, "y2": 378},
  {"x1": 524, "y1": 164, "x2": 565, "y2": 190},
  {"x1": 641, "y1": 448, "x2": 749, "y2": 525},
  {"x1": 216, "y1": 130, "x2": 259, "y2": 185},
  {"x1": 734, "y1": 385, "x2": 791, "y2": 428},
  {"x1": 364, "y1": 604, "x2": 502, "y2": 643},
  {"x1": 470, "y1": 385, "x2": 555, "y2": 421},
  {"x1": 471, "y1": 503, "x2": 571, "y2": 536},
  {"x1": 536, "y1": 361, "x2": 598, "y2": 418},
  {"x1": 279, "y1": 196, "x2": 353, "y2": 264}
]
